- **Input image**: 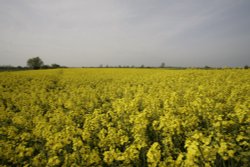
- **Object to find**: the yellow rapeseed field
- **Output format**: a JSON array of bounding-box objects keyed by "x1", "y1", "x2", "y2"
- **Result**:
[{"x1": 0, "y1": 68, "x2": 249, "y2": 166}]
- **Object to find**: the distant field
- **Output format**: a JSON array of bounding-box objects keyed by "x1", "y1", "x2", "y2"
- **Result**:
[{"x1": 0, "y1": 68, "x2": 249, "y2": 166}]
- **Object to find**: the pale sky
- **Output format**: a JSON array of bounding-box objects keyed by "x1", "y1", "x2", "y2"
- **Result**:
[{"x1": 0, "y1": 0, "x2": 250, "y2": 67}]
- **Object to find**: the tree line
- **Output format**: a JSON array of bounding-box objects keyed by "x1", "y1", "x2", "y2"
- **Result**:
[
  {"x1": 0, "y1": 57, "x2": 248, "y2": 71},
  {"x1": 0, "y1": 57, "x2": 65, "y2": 71},
  {"x1": 27, "y1": 57, "x2": 65, "y2": 69}
]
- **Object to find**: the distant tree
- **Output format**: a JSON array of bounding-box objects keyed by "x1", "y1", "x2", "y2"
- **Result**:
[
  {"x1": 204, "y1": 65, "x2": 211, "y2": 69},
  {"x1": 42, "y1": 65, "x2": 50, "y2": 69},
  {"x1": 51, "y1": 64, "x2": 60, "y2": 68},
  {"x1": 160, "y1": 62, "x2": 165, "y2": 68},
  {"x1": 140, "y1": 64, "x2": 144, "y2": 68},
  {"x1": 244, "y1": 65, "x2": 248, "y2": 69},
  {"x1": 27, "y1": 57, "x2": 44, "y2": 69},
  {"x1": 0, "y1": 65, "x2": 14, "y2": 70}
]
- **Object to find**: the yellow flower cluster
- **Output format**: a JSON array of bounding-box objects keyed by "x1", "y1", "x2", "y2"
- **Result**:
[{"x1": 0, "y1": 68, "x2": 249, "y2": 166}]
